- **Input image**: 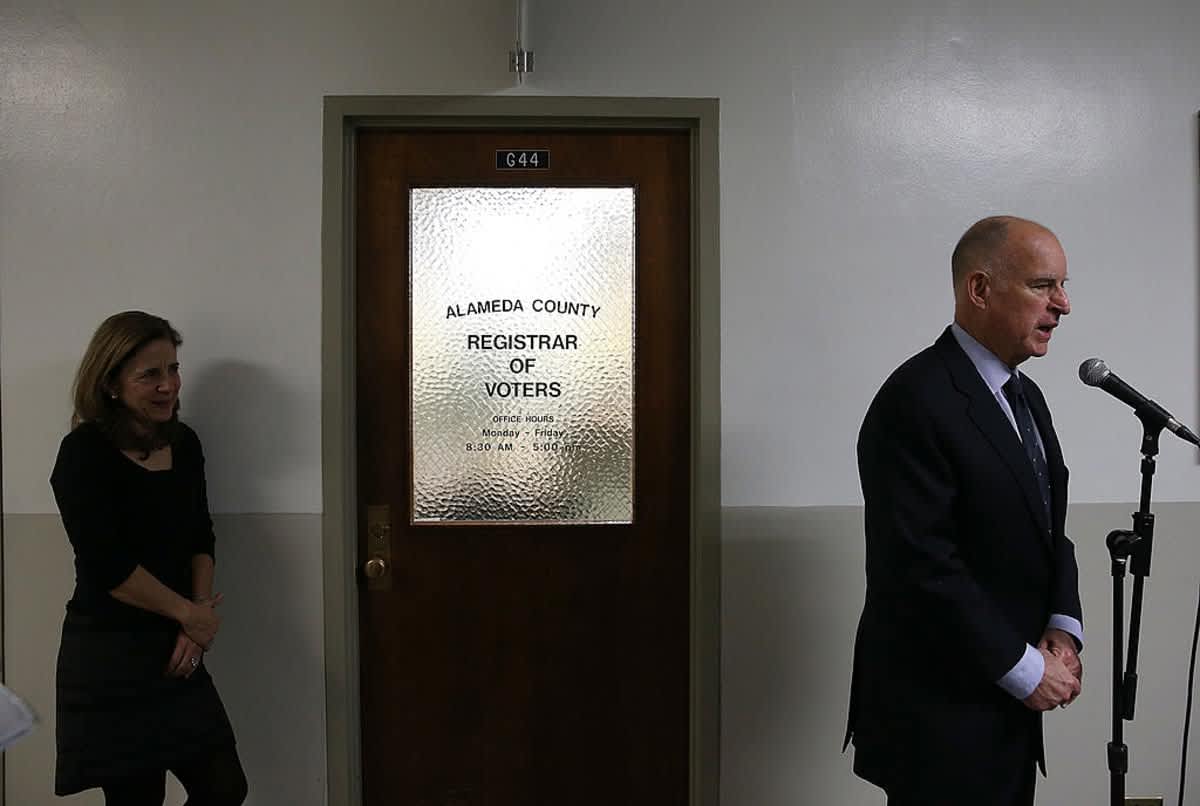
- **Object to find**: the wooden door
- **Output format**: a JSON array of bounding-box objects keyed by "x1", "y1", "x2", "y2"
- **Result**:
[{"x1": 355, "y1": 129, "x2": 691, "y2": 806}]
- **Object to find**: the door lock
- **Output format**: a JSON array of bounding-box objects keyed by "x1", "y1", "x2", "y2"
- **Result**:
[{"x1": 364, "y1": 504, "x2": 393, "y2": 591}]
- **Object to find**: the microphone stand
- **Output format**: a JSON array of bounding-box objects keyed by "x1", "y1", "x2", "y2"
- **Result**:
[{"x1": 1106, "y1": 412, "x2": 1164, "y2": 806}]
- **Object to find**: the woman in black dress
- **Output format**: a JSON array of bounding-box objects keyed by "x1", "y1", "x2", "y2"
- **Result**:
[{"x1": 50, "y1": 311, "x2": 247, "y2": 805}]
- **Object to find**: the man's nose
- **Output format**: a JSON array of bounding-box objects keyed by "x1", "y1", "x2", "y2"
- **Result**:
[{"x1": 1052, "y1": 287, "x2": 1070, "y2": 315}]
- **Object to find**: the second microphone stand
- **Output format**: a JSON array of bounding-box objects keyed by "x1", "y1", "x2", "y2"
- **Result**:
[{"x1": 1105, "y1": 414, "x2": 1164, "y2": 806}]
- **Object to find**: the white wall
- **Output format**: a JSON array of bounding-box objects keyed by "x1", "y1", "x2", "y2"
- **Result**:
[
  {"x1": 5, "y1": 0, "x2": 1200, "y2": 805},
  {"x1": 1, "y1": 0, "x2": 513, "y2": 514},
  {"x1": 525, "y1": 0, "x2": 1200, "y2": 505}
]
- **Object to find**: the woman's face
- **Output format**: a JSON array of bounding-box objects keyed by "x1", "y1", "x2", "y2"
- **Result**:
[{"x1": 113, "y1": 338, "x2": 181, "y2": 425}]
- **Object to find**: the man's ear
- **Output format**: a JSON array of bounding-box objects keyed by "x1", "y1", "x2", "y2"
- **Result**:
[{"x1": 965, "y1": 270, "x2": 991, "y2": 309}]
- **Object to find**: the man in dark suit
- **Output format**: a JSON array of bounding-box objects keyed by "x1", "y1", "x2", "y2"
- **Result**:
[{"x1": 845, "y1": 216, "x2": 1083, "y2": 806}]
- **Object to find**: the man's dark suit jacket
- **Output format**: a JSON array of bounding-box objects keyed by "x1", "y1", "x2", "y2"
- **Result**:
[{"x1": 845, "y1": 327, "x2": 1082, "y2": 802}]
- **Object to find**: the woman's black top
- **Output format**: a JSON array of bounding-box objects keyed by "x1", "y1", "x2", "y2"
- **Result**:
[{"x1": 50, "y1": 421, "x2": 236, "y2": 794}]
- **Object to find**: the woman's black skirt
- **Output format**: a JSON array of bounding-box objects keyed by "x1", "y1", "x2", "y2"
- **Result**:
[{"x1": 54, "y1": 622, "x2": 236, "y2": 795}]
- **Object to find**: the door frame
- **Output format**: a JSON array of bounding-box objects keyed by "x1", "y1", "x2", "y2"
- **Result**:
[{"x1": 320, "y1": 96, "x2": 721, "y2": 806}]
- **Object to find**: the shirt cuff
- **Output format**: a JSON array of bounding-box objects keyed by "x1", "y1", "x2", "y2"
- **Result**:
[
  {"x1": 996, "y1": 644, "x2": 1044, "y2": 700},
  {"x1": 1047, "y1": 614, "x2": 1084, "y2": 652}
]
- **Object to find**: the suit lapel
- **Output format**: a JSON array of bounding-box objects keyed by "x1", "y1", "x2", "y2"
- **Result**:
[{"x1": 934, "y1": 329, "x2": 1053, "y2": 544}]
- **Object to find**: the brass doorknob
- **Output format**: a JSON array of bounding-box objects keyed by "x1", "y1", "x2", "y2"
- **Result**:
[{"x1": 363, "y1": 556, "x2": 388, "y2": 579}]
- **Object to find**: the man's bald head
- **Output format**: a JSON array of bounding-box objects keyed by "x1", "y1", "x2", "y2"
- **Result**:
[
  {"x1": 951, "y1": 216, "x2": 1056, "y2": 290},
  {"x1": 951, "y1": 215, "x2": 1070, "y2": 367}
]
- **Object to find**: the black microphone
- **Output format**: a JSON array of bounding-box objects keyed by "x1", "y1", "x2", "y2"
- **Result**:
[{"x1": 1079, "y1": 358, "x2": 1200, "y2": 446}]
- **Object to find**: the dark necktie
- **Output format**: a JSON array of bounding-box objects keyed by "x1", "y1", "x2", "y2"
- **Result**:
[{"x1": 1003, "y1": 374, "x2": 1052, "y2": 524}]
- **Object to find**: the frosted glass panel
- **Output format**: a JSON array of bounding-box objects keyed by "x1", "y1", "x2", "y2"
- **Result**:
[{"x1": 410, "y1": 187, "x2": 635, "y2": 523}]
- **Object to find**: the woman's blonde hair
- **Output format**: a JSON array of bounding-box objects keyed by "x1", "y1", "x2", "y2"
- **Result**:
[{"x1": 72, "y1": 311, "x2": 183, "y2": 445}]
